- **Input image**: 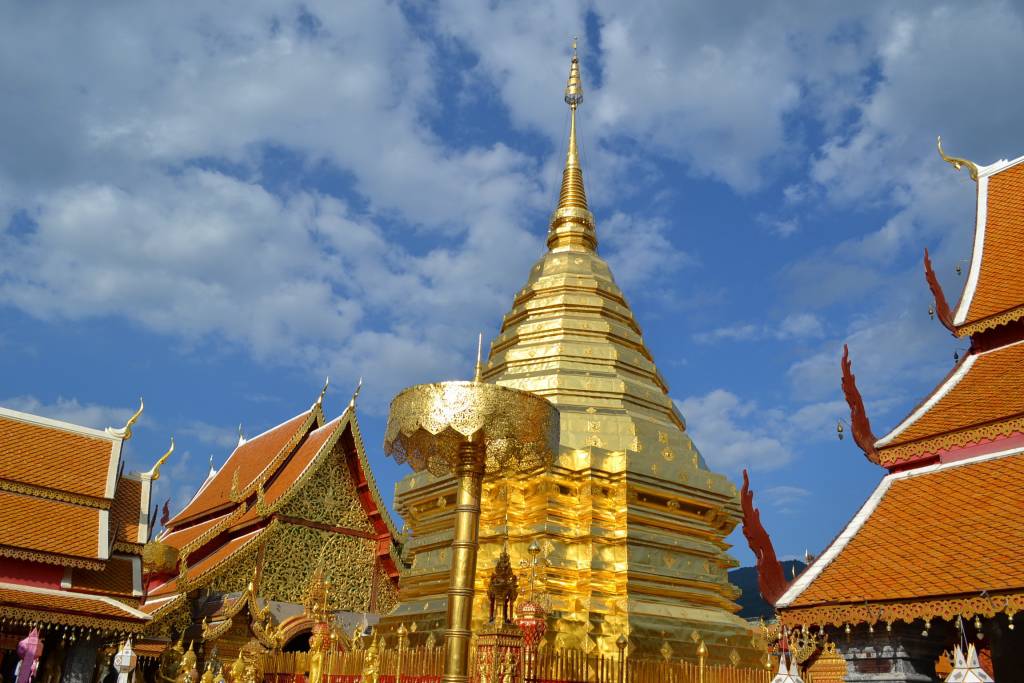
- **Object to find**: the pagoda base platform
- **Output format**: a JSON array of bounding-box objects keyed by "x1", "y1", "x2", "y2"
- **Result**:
[{"x1": 832, "y1": 623, "x2": 946, "y2": 682}]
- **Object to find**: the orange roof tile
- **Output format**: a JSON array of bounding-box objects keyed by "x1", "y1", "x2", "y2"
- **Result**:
[
  {"x1": 167, "y1": 411, "x2": 314, "y2": 527},
  {"x1": 263, "y1": 417, "x2": 339, "y2": 507},
  {"x1": 876, "y1": 341, "x2": 1024, "y2": 463},
  {"x1": 70, "y1": 555, "x2": 138, "y2": 597},
  {"x1": 185, "y1": 528, "x2": 265, "y2": 583},
  {"x1": 0, "y1": 411, "x2": 116, "y2": 500},
  {"x1": 0, "y1": 490, "x2": 102, "y2": 561},
  {"x1": 159, "y1": 513, "x2": 228, "y2": 551},
  {"x1": 784, "y1": 451, "x2": 1024, "y2": 610},
  {"x1": 956, "y1": 162, "x2": 1024, "y2": 333},
  {"x1": 0, "y1": 582, "x2": 148, "y2": 624},
  {"x1": 111, "y1": 477, "x2": 144, "y2": 546}
]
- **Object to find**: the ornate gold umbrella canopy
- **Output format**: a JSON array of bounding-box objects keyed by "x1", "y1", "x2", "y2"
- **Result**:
[
  {"x1": 384, "y1": 377, "x2": 559, "y2": 683},
  {"x1": 383, "y1": 381, "x2": 559, "y2": 477}
]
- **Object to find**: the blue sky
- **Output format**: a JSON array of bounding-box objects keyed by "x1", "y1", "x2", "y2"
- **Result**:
[{"x1": 2, "y1": 2, "x2": 1020, "y2": 566}]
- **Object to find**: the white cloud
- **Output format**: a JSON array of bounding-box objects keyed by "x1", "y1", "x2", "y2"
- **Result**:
[
  {"x1": 600, "y1": 211, "x2": 692, "y2": 289},
  {"x1": 676, "y1": 390, "x2": 793, "y2": 472},
  {"x1": 694, "y1": 313, "x2": 825, "y2": 344}
]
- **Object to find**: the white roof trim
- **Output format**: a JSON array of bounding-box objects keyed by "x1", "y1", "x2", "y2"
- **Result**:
[
  {"x1": 777, "y1": 444, "x2": 1024, "y2": 608},
  {"x1": 0, "y1": 406, "x2": 118, "y2": 442},
  {"x1": 954, "y1": 175, "x2": 989, "y2": 325},
  {"x1": 976, "y1": 150, "x2": 1024, "y2": 179},
  {"x1": 0, "y1": 581, "x2": 152, "y2": 620},
  {"x1": 875, "y1": 352, "x2": 978, "y2": 447},
  {"x1": 98, "y1": 509, "x2": 110, "y2": 560}
]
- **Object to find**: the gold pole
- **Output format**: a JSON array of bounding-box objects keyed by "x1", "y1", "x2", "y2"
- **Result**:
[
  {"x1": 696, "y1": 640, "x2": 707, "y2": 683},
  {"x1": 442, "y1": 438, "x2": 485, "y2": 683},
  {"x1": 396, "y1": 625, "x2": 407, "y2": 683}
]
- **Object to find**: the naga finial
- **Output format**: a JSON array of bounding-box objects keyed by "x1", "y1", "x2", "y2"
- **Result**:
[
  {"x1": 145, "y1": 437, "x2": 175, "y2": 481},
  {"x1": 937, "y1": 136, "x2": 979, "y2": 181},
  {"x1": 317, "y1": 376, "x2": 330, "y2": 406},
  {"x1": 106, "y1": 397, "x2": 144, "y2": 440},
  {"x1": 348, "y1": 377, "x2": 363, "y2": 408}
]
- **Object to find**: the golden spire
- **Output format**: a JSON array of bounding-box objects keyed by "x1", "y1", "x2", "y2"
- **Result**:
[{"x1": 548, "y1": 38, "x2": 597, "y2": 252}]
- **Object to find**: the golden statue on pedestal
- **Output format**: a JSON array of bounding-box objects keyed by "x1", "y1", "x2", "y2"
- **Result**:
[{"x1": 360, "y1": 634, "x2": 381, "y2": 683}]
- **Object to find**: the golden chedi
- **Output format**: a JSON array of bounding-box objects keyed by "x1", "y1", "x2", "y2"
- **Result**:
[{"x1": 386, "y1": 43, "x2": 756, "y2": 665}]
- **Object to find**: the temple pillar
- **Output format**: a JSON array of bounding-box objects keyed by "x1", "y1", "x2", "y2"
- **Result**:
[{"x1": 835, "y1": 623, "x2": 945, "y2": 682}]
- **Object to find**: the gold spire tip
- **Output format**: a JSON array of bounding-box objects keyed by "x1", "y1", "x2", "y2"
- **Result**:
[
  {"x1": 474, "y1": 333, "x2": 484, "y2": 382},
  {"x1": 548, "y1": 39, "x2": 596, "y2": 252}
]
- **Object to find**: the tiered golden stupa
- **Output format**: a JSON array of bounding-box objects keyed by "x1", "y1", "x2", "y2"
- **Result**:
[{"x1": 385, "y1": 44, "x2": 757, "y2": 666}]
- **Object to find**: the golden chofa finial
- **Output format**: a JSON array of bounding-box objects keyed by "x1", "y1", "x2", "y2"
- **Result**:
[
  {"x1": 144, "y1": 437, "x2": 175, "y2": 481},
  {"x1": 106, "y1": 397, "x2": 144, "y2": 440},
  {"x1": 937, "y1": 136, "x2": 979, "y2": 181},
  {"x1": 549, "y1": 37, "x2": 597, "y2": 253}
]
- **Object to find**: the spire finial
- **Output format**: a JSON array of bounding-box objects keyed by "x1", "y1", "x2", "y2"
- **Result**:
[
  {"x1": 474, "y1": 333, "x2": 484, "y2": 382},
  {"x1": 549, "y1": 39, "x2": 596, "y2": 252}
]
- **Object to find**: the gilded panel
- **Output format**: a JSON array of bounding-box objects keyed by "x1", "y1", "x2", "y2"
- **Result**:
[{"x1": 278, "y1": 448, "x2": 375, "y2": 533}]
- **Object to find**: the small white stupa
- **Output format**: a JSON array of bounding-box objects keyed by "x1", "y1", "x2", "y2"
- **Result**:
[
  {"x1": 944, "y1": 644, "x2": 994, "y2": 682},
  {"x1": 770, "y1": 653, "x2": 805, "y2": 683}
]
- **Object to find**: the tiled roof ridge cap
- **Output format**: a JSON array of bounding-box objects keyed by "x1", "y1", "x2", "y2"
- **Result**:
[{"x1": 777, "y1": 444, "x2": 1024, "y2": 609}]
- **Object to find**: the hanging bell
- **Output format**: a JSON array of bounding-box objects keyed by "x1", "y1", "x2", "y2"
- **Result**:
[
  {"x1": 956, "y1": 263, "x2": 963, "y2": 276},
  {"x1": 844, "y1": 623, "x2": 851, "y2": 635},
  {"x1": 928, "y1": 304, "x2": 935, "y2": 320},
  {"x1": 836, "y1": 421, "x2": 844, "y2": 440},
  {"x1": 953, "y1": 350, "x2": 960, "y2": 364}
]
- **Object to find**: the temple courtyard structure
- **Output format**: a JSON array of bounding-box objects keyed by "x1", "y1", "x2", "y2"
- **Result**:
[{"x1": 0, "y1": 45, "x2": 1019, "y2": 683}]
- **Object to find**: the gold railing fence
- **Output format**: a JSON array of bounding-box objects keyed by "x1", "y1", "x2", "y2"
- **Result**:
[{"x1": 263, "y1": 646, "x2": 794, "y2": 683}]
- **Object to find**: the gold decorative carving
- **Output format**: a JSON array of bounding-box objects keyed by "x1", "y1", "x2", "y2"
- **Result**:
[
  {"x1": 277, "y1": 449, "x2": 373, "y2": 533},
  {"x1": 879, "y1": 414, "x2": 1024, "y2": 465},
  {"x1": 0, "y1": 478, "x2": 109, "y2": 509},
  {"x1": 0, "y1": 545, "x2": 104, "y2": 571},
  {"x1": 780, "y1": 591, "x2": 1024, "y2": 629},
  {"x1": 261, "y1": 523, "x2": 375, "y2": 609}
]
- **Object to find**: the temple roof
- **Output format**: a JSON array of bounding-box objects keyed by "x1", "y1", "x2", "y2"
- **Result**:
[
  {"x1": 776, "y1": 448, "x2": 1024, "y2": 627},
  {"x1": 0, "y1": 403, "x2": 160, "y2": 631},
  {"x1": 952, "y1": 155, "x2": 1024, "y2": 337},
  {"x1": 0, "y1": 406, "x2": 121, "y2": 501},
  {"x1": 873, "y1": 339, "x2": 1024, "y2": 467},
  {"x1": 0, "y1": 582, "x2": 150, "y2": 631},
  {"x1": 166, "y1": 408, "x2": 321, "y2": 528},
  {"x1": 146, "y1": 399, "x2": 401, "y2": 614},
  {"x1": 0, "y1": 406, "x2": 155, "y2": 564}
]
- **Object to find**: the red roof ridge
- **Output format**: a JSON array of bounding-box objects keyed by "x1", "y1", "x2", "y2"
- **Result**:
[{"x1": 166, "y1": 405, "x2": 321, "y2": 529}]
